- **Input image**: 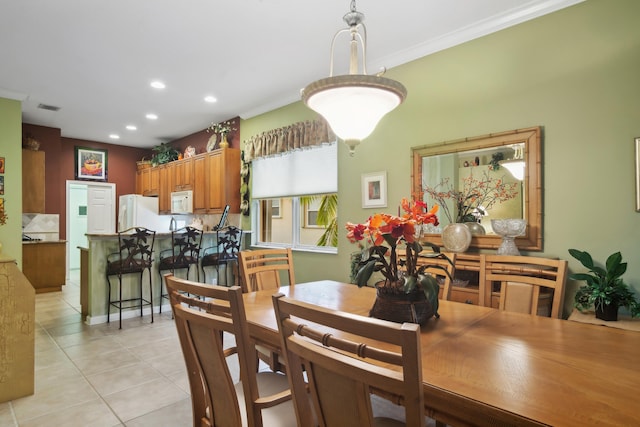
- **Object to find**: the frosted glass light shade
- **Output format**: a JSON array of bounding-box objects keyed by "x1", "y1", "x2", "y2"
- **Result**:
[{"x1": 302, "y1": 74, "x2": 406, "y2": 155}]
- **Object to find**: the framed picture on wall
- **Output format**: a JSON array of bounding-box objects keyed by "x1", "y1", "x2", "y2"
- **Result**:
[
  {"x1": 362, "y1": 171, "x2": 387, "y2": 208},
  {"x1": 0, "y1": 176, "x2": 4, "y2": 195},
  {"x1": 75, "y1": 146, "x2": 107, "y2": 181},
  {"x1": 0, "y1": 156, "x2": 5, "y2": 173}
]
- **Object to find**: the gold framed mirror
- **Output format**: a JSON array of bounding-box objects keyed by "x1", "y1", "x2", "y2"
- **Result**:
[{"x1": 411, "y1": 126, "x2": 541, "y2": 251}]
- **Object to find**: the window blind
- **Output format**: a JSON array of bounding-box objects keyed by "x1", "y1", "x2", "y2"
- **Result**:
[{"x1": 252, "y1": 142, "x2": 337, "y2": 199}]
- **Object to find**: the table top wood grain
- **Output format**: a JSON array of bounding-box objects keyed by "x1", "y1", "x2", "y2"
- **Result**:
[{"x1": 242, "y1": 281, "x2": 640, "y2": 426}]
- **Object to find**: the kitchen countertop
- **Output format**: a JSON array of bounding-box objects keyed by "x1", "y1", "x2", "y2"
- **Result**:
[{"x1": 22, "y1": 240, "x2": 67, "y2": 245}]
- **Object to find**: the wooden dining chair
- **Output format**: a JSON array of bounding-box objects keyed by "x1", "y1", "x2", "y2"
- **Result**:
[
  {"x1": 238, "y1": 248, "x2": 295, "y2": 373},
  {"x1": 417, "y1": 251, "x2": 457, "y2": 301},
  {"x1": 238, "y1": 248, "x2": 295, "y2": 292},
  {"x1": 478, "y1": 254, "x2": 568, "y2": 318},
  {"x1": 272, "y1": 293, "x2": 426, "y2": 427},
  {"x1": 164, "y1": 274, "x2": 296, "y2": 427}
]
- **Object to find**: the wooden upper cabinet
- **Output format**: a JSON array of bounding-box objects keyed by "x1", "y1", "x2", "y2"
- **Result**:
[
  {"x1": 22, "y1": 149, "x2": 46, "y2": 213},
  {"x1": 203, "y1": 148, "x2": 240, "y2": 214},
  {"x1": 173, "y1": 157, "x2": 194, "y2": 191},
  {"x1": 138, "y1": 167, "x2": 160, "y2": 196},
  {"x1": 193, "y1": 155, "x2": 207, "y2": 212},
  {"x1": 135, "y1": 169, "x2": 143, "y2": 194},
  {"x1": 138, "y1": 148, "x2": 240, "y2": 214},
  {"x1": 158, "y1": 164, "x2": 170, "y2": 214},
  {"x1": 205, "y1": 151, "x2": 224, "y2": 212},
  {"x1": 148, "y1": 167, "x2": 160, "y2": 196}
]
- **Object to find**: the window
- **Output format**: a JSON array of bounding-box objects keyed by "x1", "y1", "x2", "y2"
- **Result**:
[
  {"x1": 303, "y1": 197, "x2": 321, "y2": 228},
  {"x1": 251, "y1": 142, "x2": 338, "y2": 253},
  {"x1": 255, "y1": 194, "x2": 337, "y2": 252}
]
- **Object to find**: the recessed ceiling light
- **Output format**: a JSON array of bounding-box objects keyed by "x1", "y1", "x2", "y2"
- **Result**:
[
  {"x1": 126, "y1": 125, "x2": 137, "y2": 131},
  {"x1": 150, "y1": 80, "x2": 166, "y2": 89},
  {"x1": 204, "y1": 95, "x2": 217, "y2": 103},
  {"x1": 109, "y1": 134, "x2": 120, "y2": 139},
  {"x1": 146, "y1": 113, "x2": 158, "y2": 120}
]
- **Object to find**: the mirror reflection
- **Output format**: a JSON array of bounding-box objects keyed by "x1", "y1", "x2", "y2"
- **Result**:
[{"x1": 411, "y1": 127, "x2": 542, "y2": 251}]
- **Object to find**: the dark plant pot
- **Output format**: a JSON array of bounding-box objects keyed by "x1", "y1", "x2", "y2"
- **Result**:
[
  {"x1": 595, "y1": 303, "x2": 619, "y2": 321},
  {"x1": 370, "y1": 282, "x2": 434, "y2": 325}
]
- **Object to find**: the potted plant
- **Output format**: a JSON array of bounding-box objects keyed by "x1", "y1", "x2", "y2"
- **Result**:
[
  {"x1": 568, "y1": 249, "x2": 640, "y2": 321},
  {"x1": 150, "y1": 142, "x2": 180, "y2": 166},
  {"x1": 346, "y1": 197, "x2": 452, "y2": 324}
]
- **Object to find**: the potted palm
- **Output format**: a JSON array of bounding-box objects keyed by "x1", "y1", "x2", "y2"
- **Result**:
[{"x1": 568, "y1": 249, "x2": 640, "y2": 321}]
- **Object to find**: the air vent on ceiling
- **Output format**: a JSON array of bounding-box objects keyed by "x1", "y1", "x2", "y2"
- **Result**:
[{"x1": 37, "y1": 103, "x2": 60, "y2": 111}]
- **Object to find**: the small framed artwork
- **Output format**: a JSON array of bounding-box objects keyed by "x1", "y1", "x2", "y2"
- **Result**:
[
  {"x1": 0, "y1": 156, "x2": 5, "y2": 173},
  {"x1": 635, "y1": 138, "x2": 640, "y2": 211},
  {"x1": 362, "y1": 171, "x2": 387, "y2": 208},
  {"x1": 0, "y1": 176, "x2": 4, "y2": 195},
  {"x1": 75, "y1": 146, "x2": 107, "y2": 181}
]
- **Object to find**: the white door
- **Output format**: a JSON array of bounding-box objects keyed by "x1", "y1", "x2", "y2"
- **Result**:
[
  {"x1": 66, "y1": 181, "x2": 116, "y2": 278},
  {"x1": 87, "y1": 185, "x2": 115, "y2": 234}
]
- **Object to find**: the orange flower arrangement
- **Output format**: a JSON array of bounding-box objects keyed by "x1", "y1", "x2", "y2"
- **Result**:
[{"x1": 346, "y1": 197, "x2": 440, "y2": 285}]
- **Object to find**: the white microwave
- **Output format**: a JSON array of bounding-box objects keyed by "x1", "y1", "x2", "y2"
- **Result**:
[{"x1": 170, "y1": 190, "x2": 193, "y2": 214}]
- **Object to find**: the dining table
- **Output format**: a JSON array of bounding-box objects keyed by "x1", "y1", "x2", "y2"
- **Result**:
[{"x1": 241, "y1": 280, "x2": 640, "y2": 426}]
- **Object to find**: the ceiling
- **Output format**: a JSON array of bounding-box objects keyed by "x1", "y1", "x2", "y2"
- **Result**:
[{"x1": 0, "y1": 0, "x2": 582, "y2": 149}]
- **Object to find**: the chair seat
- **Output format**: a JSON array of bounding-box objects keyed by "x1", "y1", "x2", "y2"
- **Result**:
[
  {"x1": 106, "y1": 259, "x2": 151, "y2": 275},
  {"x1": 159, "y1": 255, "x2": 198, "y2": 270},
  {"x1": 234, "y1": 372, "x2": 296, "y2": 427}
]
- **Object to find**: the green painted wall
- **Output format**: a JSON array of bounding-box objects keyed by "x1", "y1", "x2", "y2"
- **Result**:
[
  {"x1": 0, "y1": 97, "x2": 23, "y2": 266},
  {"x1": 240, "y1": 0, "x2": 640, "y2": 317}
]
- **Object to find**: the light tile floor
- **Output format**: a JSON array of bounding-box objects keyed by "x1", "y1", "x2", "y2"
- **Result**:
[{"x1": 0, "y1": 270, "x2": 239, "y2": 427}]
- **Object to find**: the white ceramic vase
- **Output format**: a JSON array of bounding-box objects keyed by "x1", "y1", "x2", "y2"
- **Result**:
[{"x1": 441, "y1": 223, "x2": 472, "y2": 253}]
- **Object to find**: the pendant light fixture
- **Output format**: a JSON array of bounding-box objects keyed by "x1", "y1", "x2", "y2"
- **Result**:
[{"x1": 301, "y1": 0, "x2": 407, "y2": 156}]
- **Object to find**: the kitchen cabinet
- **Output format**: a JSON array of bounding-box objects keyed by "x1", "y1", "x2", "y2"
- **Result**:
[
  {"x1": 135, "y1": 169, "x2": 143, "y2": 194},
  {"x1": 200, "y1": 148, "x2": 240, "y2": 213},
  {"x1": 138, "y1": 167, "x2": 160, "y2": 196},
  {"x1": 193, "y1": 155, "x2": 207, "y2": 211},
  {"x1": 172, "y1": 157, "x2": 194, "y2": 191},
  {"x1": 22, "y1": 149, "x2": 45, "y2": 213},
  {"x1": 158, "y1": 164, "x2": 170, "y2": 214},
  {"x1": 22, "y1": 241, "x2": 66, "y2": 293},
  {"x1": 135, "y1": 148, "x2": 240, "y2": 214}
]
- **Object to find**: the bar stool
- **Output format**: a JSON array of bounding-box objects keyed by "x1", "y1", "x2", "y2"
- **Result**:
[
  {"x1": 106, "y1": 227, "x2": 156, "y2": 329},
  {"x1": 158, "y1": 226, "x2": 203, "y2": 312},
  {"x1": 201, "y1": 226, "x2": 243, "y2": 286}
]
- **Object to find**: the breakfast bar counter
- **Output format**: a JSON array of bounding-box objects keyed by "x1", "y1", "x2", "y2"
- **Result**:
[{"x1": 83, "y1": 229, "x2": 249, "y2": 324}]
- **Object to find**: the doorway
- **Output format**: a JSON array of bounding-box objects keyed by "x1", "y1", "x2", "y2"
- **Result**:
[{"x1": 65, "y1": 180, "x2": 116, "y2": 278}]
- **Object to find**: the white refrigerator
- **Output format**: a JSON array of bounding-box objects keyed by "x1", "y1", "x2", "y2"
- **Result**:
[{"x1": 118, "y1": 194, "x2": 169, "y2": 232}]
